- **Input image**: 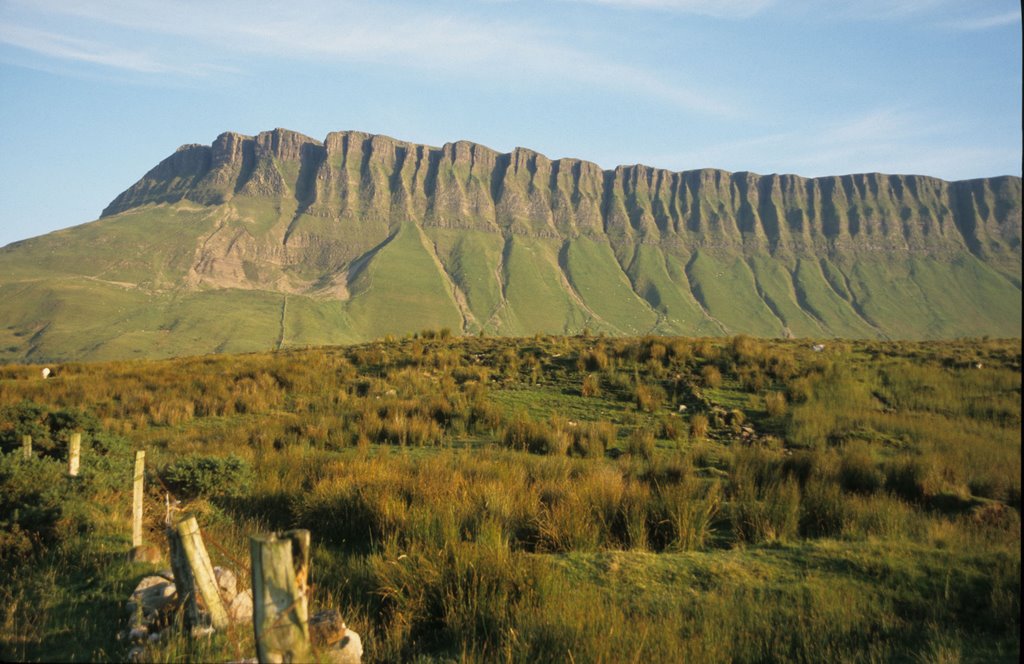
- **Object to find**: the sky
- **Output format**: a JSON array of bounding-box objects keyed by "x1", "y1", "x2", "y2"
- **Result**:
[{"x1": 0, "y1": 0, "x2": 1020, "y2": 247}]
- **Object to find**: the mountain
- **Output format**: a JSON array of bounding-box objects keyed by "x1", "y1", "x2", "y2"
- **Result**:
[{"x1": 0, "y1": 128, "x2": 1020, "y2": 361}]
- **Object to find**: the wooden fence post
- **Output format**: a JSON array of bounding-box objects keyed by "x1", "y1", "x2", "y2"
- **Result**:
[
  {"x1": 21, "y1": 434, "x2": 31, "y2": 460},
  {"x1": 167, "y1": 515, "x2": 230, "y2": 631},
  {"x1": 132, "y1": 451, "x2": 145, "y2": 548},
  {"x1": 68, "y1": 432, "x2": 81, "y2": 477},
  {"x1": 251, "y1": 529, "x2": 312, "y2": 663}
]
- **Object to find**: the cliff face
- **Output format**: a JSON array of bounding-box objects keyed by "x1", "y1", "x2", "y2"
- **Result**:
[
  {"x1": 0, "y1": 128, "x2": 1018, "y2": 362},
  {"x1": 102, "y1": 128, "x2": 1022, "y2": 270}
]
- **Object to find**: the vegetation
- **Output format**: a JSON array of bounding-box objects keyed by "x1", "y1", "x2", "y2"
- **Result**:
[{"x1": 0, "y1": 333, "x2": 1020, "y2": 662}]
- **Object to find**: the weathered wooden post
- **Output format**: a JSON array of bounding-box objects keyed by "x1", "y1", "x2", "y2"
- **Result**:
[
  {"x1": 251, "y1": 529, "x2": 312, "y2": 663},
  {"x1": 132, "y1": 451, "x2": 145, "y2": 548},
  {"x1": 21, "y1": 434, "x2": 31, "y2": 460},
  {"x1": 68, "y1": 432, "x2": 81, "y2": 477},
  {"x1": 167, "y1": 515, "x2": 229, "y2": 631}
]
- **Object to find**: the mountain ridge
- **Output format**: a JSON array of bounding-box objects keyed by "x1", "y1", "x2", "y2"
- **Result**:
[{"x1": 0, "y1": 127, "x2": 1020, "y2": 362}]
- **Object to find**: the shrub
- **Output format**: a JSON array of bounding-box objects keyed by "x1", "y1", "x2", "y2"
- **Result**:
[
  {"x1": 730, "y1": 477, "x2": 801, "y2": 544},
  {"x1": 689, "y1": 413, "x2": 709, "y2": 440},
  {"x1": 884, "y1": 457, "x2": 936, "y2": 503},
  {"x1": 571, "y1": 421, "x2": 616, "y2": 458},
  {"x1": 0, "y1": 454, "x2": 67, "y2": 561},
  {"x1": 634, "y1": 383, "x2": 664, "y2": 413},
  {"x1": 800, "y1": 477, "x2": 848, "y2": 538},
  {"x1": 581, "y1": 373, "x2": 601, "y2": 397},
  {"x1": 700, "y1": 365, "x2": 722, "y2": 389},
  {"x1": 626, "y1": 428, "x2": 656, "y2": 460},
  {"x1": 765, "y1": 391, "x2": 788, "y2": 418},
  {"x1": 839, "y1": 445, "x2": 883, "y2": 494},
  {"x1": 581, "y1": 348, "x2": 610, "y2": 372},
  {"x1": 654, "y1": 480, "x2": 721, "y2": 551},
  {"x1": 501, "y1": 416, "x2": 569, "y2": 456},
  {"x1": 160, "y1": 454, "x2": 253, "y2": 500}
]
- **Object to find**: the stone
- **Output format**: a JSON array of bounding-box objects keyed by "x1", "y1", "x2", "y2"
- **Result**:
[
  {"x1": 326, "y1": 629, "x2": 363, "y2": 664},
  {"x1": 128, "y1": 626, "x2": 149, "y2": 642},
  {"x1": 214, "y1": 566, "x2": 238, "y2": 603},
  {"x1": 131, "y1": 576, "x2": 177, "y2": 614},
  {"x1": 127, "y1": 646, "x2": 145, "y2": 662},
  {"x1": 309, "y1": 609, "x2": 347, "y2": 647},
  {"x1": 309, "y1": 609, "x2": 362, "y2": 663},
  {"x1": 229, "y1": 588, "x2": 253, "y2": 624}
]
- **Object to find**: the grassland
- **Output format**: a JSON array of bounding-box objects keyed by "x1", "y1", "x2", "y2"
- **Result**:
[{"x1": 0, "y1": 334, "x2": 1019, "y2": 662}]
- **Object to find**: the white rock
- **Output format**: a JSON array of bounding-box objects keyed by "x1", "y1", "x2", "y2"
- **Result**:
[
  {"x1": 229, "y1": 589, "x2": 253, "y2": 623},
  {"x1": 326, "y1": 629, "x2": 363, "y2": 664},
  {"x1": 214, "y1": 566, "x2": 238, "y2": 603},
  {"x1": 131, "y1": 576, "x2": 176, "y2": 614}
]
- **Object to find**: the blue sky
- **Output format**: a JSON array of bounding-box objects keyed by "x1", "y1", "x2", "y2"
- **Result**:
[{"x1": 0, "y1": 0, "x2": 1020, "y2": 247}]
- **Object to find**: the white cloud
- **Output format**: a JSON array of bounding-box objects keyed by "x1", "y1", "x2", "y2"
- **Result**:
[
  {"x1": 0, "y1": 23, "x2": 178, "y2": 73},
  {"x1": 0, "y1": 0, "x2": 735, "y2": 115},
  {"x1": 646, "y1": 107, "x2": 1021, "y2": 179},
  {"x1": 938, "y1": 10, "x2": 1021, "y2": 31},
  {"x1": 559, "y1": 0, "x2": 774, "y2": 19}
]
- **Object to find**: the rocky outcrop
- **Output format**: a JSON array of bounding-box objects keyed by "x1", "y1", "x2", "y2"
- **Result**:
[{"x1": 101, "y1": 128, "x2": 1022, "y2": 272}]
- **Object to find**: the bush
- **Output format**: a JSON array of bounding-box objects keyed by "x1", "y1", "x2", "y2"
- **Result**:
[
  {"x1": 0, "y1": 454, "x2": 67, "y2": 561},
  {"x1": 800, "y1": 477, "x2": 848, "y2": 538},
  {"x1": 581, "y1": 373, "x2": 601, "y2": 397},
  {"x1": 502, "y1": 416, "x2": 569, "y2": 456},
  {"x1": 765, "y1": 391, "x2": 788, "y2": 418},
  {"x1": 700, "y1": 365, "x2": 722, "y2": 389},
  {"x1": 160, "y1": 454, "x2": 253, "y2": 500},
  {"x1": 634, "y1": 383, "x2": 664, "y2": 413},
  {"x1": 626, "y1": 429, "x2": 656, "y2": 460},
  {"x1": 884, "y1": 457, "x2": 936, "y2": 503},
  {"x1": 839, "y1": 446, "x2": 883, "y2": 494},
  {"x1": 571, "y1": 421, "x2": 616, "y2": 458},
  {"x1": 689, "y1": 413, "x2": 709, "y2": 440}
]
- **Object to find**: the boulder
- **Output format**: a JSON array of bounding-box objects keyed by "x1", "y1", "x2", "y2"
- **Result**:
[
  {"x1": 310, "y1": 609, "x2": 347, "y2": 647},
  {"x1": 229, "y1": 589, "x2": 253, "y2": 623},
  {"x1": 214, "y1": 566, "x2": 238, "y2": 604},
  {"x1": 310, "y1": 609, "x2": 362, "y2": 663},
  {"x1": 326, "y1": 630, "x2": 363, "y2": 664},
  {"x1": 130, "y1": 576, "x2": 177, "y2": 615}
]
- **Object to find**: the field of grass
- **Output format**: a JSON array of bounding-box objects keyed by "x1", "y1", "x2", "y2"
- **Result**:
[{"x1": 0, "y1": 334, "x2": 1020, "y2": 662}]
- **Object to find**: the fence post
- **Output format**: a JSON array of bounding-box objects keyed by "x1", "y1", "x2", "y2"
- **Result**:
[
  {"x1": 132, "y1": 451, "x2": 145, "y2": 548},
  {"x1": 167, "y1": 515, "x2": 230, "y2": 631},
  {"x1": 68, "y1": 432, "x2": 81, "y2": 477},
  {"x1": 21, "y1": 434, "x2": 31, "y2": 460},
  {"x1": 251, "y1": 529, "x2": 312, "y2": 663},
  {"x1": 167, "y1": 522, "x2": 200, "y2": 629}
]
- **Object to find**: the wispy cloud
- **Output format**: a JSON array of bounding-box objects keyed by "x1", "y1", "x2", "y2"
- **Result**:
[
  {"x1": 0, "y1": 23, "x2": 178, "y2": 74},
  {"x1": 646, "y1": 107, "x2": 1021, "y2": 179},
  {"x1": 558, "y1": 0, "x2": 774, "y2": 19},
  {"x1": 938, "y1": 10, "x2": 1021, "y2": 31},
  {"x1": 0, "y1": 0, "x2": 736, "y2": 115}
]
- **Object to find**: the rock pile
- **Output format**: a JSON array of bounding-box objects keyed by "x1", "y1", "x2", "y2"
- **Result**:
[
  {"x1": 119, "y1": 567, "x2": 361, "y2": 662},
  {"x1": 119, "y1": 566, "x2": 253, "y2": 661}
]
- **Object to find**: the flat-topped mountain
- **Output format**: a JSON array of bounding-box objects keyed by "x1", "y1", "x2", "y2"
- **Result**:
[{"x1": 1, "y1": 128, "x2": 1020, "y2": 361}]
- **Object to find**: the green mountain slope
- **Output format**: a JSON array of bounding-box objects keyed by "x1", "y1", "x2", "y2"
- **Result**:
[{"x1": 0, "y1": 128, "x2": 1020, "y2": 361}]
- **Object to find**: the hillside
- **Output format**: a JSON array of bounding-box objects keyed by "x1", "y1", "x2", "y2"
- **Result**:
[{"x1": 0, "y1": 128, "x2": 1020, "y2": 361}]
